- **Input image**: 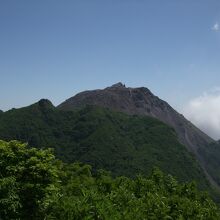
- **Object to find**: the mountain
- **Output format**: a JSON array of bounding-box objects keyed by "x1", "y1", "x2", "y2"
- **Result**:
[
  {"x1": 0, "y1": 100, "x2": 209, "y2": 190},
  {"x1": 58, "y1": 82, "x2": 213, "y2": 151},
  {"x1": 2, "y1": 83, "x2": 220, "y2": 196},
  {"x1": 58, "y1": 83, "x2": 219, "y2": 189}
]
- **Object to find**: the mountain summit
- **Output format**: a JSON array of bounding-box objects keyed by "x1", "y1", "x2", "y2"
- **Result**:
[
  {"x1": 58, "y1": 83, "x2": 213, "y2": 151},
  {"x1": 58, "y1": 83, "x2": 218, "y2": 187}
]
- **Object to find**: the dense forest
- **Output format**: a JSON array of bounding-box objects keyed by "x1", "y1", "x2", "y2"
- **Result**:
[
  {"x1": 1, "y1": 140, "x2": 220, "y2": 220},
  {"x1": 0, "y1": 100, "x2": 209, "y2": 190}
]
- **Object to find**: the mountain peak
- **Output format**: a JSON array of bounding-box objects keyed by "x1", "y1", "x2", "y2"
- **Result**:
[
  {"x1": 37, "y1": 99, "x2": 54, "y2": 108},
  {"x1": 58, "y1": 84, "x2": 213, "y2": 153}
]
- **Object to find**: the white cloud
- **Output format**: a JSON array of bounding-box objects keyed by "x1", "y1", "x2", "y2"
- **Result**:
[
  {"x1": 183, "y1": 88, "x2": 220, "y2": 140},
  {"x1": 212, "y1": 22, "x2": 219, "y2": 31}
]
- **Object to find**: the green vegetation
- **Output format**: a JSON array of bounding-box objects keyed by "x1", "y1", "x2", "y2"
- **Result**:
[
  {"x1": 0, "y1": 140, "x2": 60, "y2": 219},
  {"x1": 0, "y1": 140, "x2": 219, "y2": 220},
  {"x1": 199, "y1": 141, "x2": 220, "y2": 186},
  {"x1": 0, "y1": 100, "x2": 209, "y2": 189}
]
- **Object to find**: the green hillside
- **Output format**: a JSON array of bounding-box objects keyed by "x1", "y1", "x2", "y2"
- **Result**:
[
  {"x1": 0, "y1": 100, "x2": 209, "y2": 189},
  {"x1": 198, "y1": 141, "x2": 220, "y2": 186}
]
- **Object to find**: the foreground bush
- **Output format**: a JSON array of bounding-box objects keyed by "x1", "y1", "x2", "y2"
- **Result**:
[
  {"x1": 0, "y1": 140, "x2": 219, "y2": 219},
  {"x1": 0, "y1": 140, "x2": 60, "y2": 219}
]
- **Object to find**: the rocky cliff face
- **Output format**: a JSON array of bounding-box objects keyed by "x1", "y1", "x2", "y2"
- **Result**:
[{"x1": 58, "y1": 83, "x2": 218, "y2": 188}]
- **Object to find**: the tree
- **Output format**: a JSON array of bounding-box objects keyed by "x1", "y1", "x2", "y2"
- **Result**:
[{"x1": 0, "y1": 140, "x2": 60, "y2": 219}]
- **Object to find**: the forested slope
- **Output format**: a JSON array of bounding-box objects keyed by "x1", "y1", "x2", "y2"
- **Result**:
[{"x1": 0, "y1": 100, "x2": 209, "y2": 189}]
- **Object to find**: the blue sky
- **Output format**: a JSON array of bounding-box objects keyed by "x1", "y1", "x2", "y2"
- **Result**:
[{"x1": 1, "y1": 0, "x2": 220, "y2": 138}]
